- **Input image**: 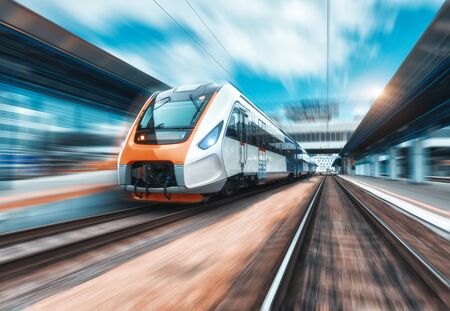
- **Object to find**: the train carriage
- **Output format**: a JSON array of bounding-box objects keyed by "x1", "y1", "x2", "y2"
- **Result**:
[{"x1": 118, "y1": 83, "x2": 314, "y2": 203}]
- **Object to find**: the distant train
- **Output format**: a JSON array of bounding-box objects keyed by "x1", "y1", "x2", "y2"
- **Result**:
[{"x1": 118, "y1": 83, "x2": 317, "y2": 203}]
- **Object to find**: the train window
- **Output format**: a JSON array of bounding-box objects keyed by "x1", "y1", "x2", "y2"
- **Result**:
[
  {"x1": 264, "y1": 132, "x2": 269, "y2": 150},
  {"x1": 236, "y1": 118, "x2": 242, "y2": 140},
  {"x1": 259, "y1": 127, "x2": 266, "y2": 148},
  {"x1": 259, "y1": 130, "x2": 264, "y2": 148},
  {"x1": 253, "y1": 123, "x2": 258, "y2": 146},
  {"x1": 257, "y1": 120, "x2": 266, "y2": 149},
  {"x1": 255, "y1": 123, "x2": 259, "y2": 146},
  {"x1": 249, "y1": 122, "x2": 256, "y2": 145},
  {"x1": 246, "y1": 121, "x2": 251, "y2": 144},
  {"x1": 278, "y1": 138, "x2": 283, "y2": 155},
  {"x1": 139, "y1": 99, "x2": 198, "y2": 129},
  {"x1": 226, "y1": 108, "x2": 240, "y2": 139},
  {"x1": 270, "y1": 135, "x2": 277, "y2": 152},
  {"x1": 259, "y1": 128, "x2": 264, "y2": 148},
  {"x1": 239, "y1": 114, "x2": 246, "y2": 142}
]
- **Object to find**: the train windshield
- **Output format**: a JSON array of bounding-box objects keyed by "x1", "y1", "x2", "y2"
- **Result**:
[
  {"x1": 139, "y1": 96, "x2": 208, "y2": 130},
  {"x1": 136, "y1": 93, "x2": 212, "y2": 144}
]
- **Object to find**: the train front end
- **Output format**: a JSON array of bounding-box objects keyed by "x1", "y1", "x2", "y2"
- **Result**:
[{"x1": 117, "y1": 83, "x2": 226, "y2": 203}]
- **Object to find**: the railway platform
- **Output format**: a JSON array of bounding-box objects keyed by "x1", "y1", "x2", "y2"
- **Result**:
[
  {"x1": 341, "y1": 175, "x2": 450, "y2": 237},
  {"x1": 0, "y1": 170, "x2": 140, "y2": 233},
  {"x1": 343, "y1": 175, "x2": 449, "y2": 211}
]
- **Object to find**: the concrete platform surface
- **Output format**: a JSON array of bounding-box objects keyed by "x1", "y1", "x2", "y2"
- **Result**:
[
  {"x1": 0, "y1": 170, "x2": 143, "y2": 234},
  {"x1": 341, "y1": 175, "x2": 449, "y2": 236},
  {"x1": 343, "y1": 175, "x2": 450, "y2": 212}
]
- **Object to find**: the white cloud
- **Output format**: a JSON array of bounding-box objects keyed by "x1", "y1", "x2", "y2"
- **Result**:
[
  {"x1": 19, "y1": 0, "x2": 445, "y2": 92},
  {"x1": 108, "y1": 41, "x2": 228, "y2": 85}
]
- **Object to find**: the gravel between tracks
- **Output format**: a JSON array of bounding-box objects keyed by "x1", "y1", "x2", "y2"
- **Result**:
[{"x1": 22, "y1": 178, "x2": 320, "y2": 310}]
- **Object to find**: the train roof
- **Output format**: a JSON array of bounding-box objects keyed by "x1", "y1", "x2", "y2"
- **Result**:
[
  {"x1": 156, "y1": 82, "x2": 220, "y2": 101},
  {"x1": 153, "y1": 82, "x2": 309, "y2": 155}
]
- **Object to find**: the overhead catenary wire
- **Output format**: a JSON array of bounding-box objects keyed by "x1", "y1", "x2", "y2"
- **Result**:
[
  {"x1": 326, "y1": 0, "x2": 330, "y2": 149},
  {"x1": 152, "y1": 0, "x2": 234, "y2": 80},
  {"x1": 161, "y1": 0, "x2": 267, "y2": 112},
  {"x1": 183, "y1": 0, "x2": 274, "y2": 112},
  {"x1": 184, "y1": 0, "x2": 233, "y2": 60}
]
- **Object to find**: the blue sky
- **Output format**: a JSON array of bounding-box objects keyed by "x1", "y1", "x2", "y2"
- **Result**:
[{"x1": 19, "y1": 0, "x2": 445, "y2": 121}]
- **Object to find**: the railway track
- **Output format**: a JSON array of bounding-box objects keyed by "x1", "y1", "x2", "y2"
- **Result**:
[
  {"x1": 262, "y1": 175, "x2": 448, "y2": 310},
  {"x1": 0, "y1": 205, "x2": 153, "y2": 248},
  {"x1": 0, "y1": 179, "x2": 297, "y2": 281}
]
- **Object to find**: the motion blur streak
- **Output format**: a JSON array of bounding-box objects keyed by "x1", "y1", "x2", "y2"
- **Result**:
[
  {"x1": 0, "y1": 0, "x2": 167, "y2": 202},
  {"x1": 0, "y1": 82, "x2": 128, "y2": 183}
]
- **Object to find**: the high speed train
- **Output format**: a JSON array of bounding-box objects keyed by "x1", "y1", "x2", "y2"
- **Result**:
[{"x1": 118, "y1": 83, "x2": 317, "y2": 203}]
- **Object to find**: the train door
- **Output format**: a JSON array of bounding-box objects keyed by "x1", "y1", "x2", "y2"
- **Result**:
[
  {"x1": 238, "y1": 109, "x2": 248, "y2": 172},
  {"x1": 258, "y1": 119, "x2": 267, "y2": 180}
]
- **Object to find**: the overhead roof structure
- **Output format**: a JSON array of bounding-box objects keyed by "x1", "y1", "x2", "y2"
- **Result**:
[
  {"x1": 0, "y1": 0, "x2": 169, "y2": 116},
  {"x1": 341, "y1": 2, "x2": 449, "y2": 157}
]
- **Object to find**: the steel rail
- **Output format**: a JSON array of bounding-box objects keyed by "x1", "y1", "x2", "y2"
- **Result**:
[
  {"x1": 334, "y1": 176, "x2": 449, "y2": 307},
  {"x1": 0, "y1": 205, "x2": 153, "y2": 248},
  {"x1": 0, "y1": 179, "x2": 303, "y2": 281},
  {"x1": 260, "y1": 176, "x2": 326, "y2": 311}
]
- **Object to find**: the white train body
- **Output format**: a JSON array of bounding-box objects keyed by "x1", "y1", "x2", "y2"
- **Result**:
[{"x1": 118, "y1": 83, "x2": 315, "y2": 203}]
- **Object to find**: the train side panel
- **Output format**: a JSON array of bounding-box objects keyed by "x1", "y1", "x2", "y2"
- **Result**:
[{"x1": 183, "y1": 84, "x2": 238, "y2": 191}]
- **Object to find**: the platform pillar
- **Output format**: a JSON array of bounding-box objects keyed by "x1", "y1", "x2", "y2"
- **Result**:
[
  {"x1": 373, "y1": 155, "x2": 380, "y2": 177},
  {"x1": 345, "y1": 158, "x2": 352, "y2": 175},
  {"x1": 409, "y1": 138, "x2": 425, "y2": 183},
  {"x1": 359, "y1": 162, "x2": 364, "y2": 176},
  {"x1": 389, "y1": 148, "x2": 398, "y2": 180}
]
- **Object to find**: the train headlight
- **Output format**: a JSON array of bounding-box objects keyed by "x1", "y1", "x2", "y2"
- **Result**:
[
  {"x1": 137, "y1": 134, "x2": 146, "y2": 142},
  {"x1": 198, "y1": 121, "x2": 223, "y2": 150}
]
